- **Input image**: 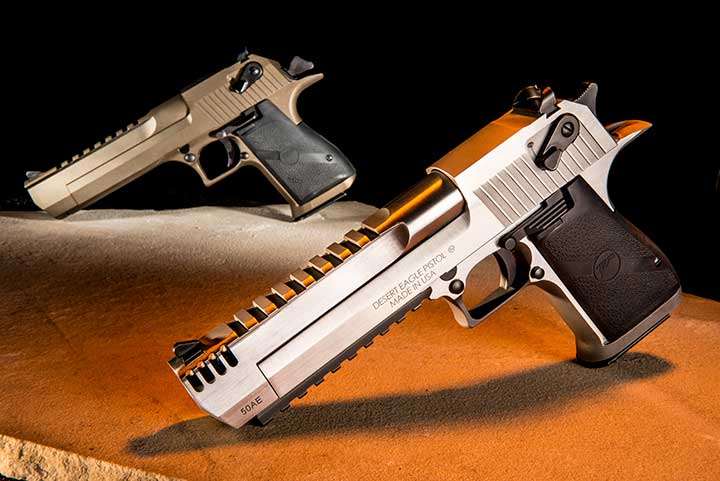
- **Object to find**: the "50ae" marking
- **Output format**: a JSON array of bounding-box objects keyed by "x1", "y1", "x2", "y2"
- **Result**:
[{"x1": 240, "y1": 395, "x2": 263, "y2": 415}]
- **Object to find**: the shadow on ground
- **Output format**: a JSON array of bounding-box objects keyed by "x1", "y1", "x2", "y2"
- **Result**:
[{"x1": 128, "y1": 352, "x2": 672, "y2": 456}]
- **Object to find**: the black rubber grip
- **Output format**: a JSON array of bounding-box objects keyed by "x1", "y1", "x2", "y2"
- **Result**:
[
  {"x1": 237, "y1": 100, "x2": 355, "y2": 205},
  {"x1": 530, "y1": 178, "x2": 680, "y2": 343}
]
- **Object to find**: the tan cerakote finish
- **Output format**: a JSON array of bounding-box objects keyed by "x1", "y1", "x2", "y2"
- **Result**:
[{"x1": 25, "y1": 53, "x2": 356, "y2": 219}]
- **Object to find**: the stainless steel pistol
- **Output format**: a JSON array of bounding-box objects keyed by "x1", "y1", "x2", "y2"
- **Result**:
[
  {"x1": 169, "y1": 84, "x2": 681, "y2": 428},
  {"x1": 25, "y1": 52, "x2": 356, "y2": 219}
]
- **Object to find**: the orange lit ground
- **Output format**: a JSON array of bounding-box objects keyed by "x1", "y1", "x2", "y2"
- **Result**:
[{"x1": 1, "y1": 204, "x2": 719, "y2": 480}]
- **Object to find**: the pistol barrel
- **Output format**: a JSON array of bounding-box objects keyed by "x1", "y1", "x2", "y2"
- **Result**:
[
  {"x1": 25, "y1": 97, "x2": 189, "y2": 217},
  {"x1": 25, "y1": 53, "x2": 356, "y2": 219},
  {"x1": 169, "y1": 172, "x2": 464, "y2": 426}
]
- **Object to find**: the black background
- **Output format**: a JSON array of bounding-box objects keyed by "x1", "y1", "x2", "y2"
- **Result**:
[{"x1": 4, "y1": 12, "x2": 718, "y2": 299}]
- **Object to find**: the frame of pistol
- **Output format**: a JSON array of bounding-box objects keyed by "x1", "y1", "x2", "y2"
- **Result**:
[
  {"x1": 169, "y1": 83, "x2": 681, "y2": 428},
  {"x1": 25, "y1": 52, "x2": 355, "y2": 220}
]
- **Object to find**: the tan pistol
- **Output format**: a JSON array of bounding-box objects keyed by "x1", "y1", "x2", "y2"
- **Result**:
[{"x1": 25, "y1": 52, "x2": 356, "y2": 219}]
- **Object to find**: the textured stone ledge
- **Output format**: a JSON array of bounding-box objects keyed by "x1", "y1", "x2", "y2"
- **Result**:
[{"x1": 1, "y1": 434, "x2": 179, "y2": 481}]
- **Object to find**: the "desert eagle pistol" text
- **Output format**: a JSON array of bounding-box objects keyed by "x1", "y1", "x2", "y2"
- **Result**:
[{"x1": 169, "y1": 83, "x2": 681, "y2": 428}]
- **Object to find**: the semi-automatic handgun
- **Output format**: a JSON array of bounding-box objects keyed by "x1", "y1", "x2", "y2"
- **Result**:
[
  {"x1": 25, "y1": 52, "x2": 356, "y2": 219},
  {"x1": 169, "y1": 83, "x2": 681, "y2": 428}
]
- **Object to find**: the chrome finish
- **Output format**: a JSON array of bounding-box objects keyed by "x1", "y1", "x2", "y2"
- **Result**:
[
  {"x1": 170, "y1": 86, "x2": 680, "y2": 428},
  {"x1": 169, "y1": 172, "x2": 465, "y2": 427},
  {"x1": 363, "y1": 172, "x2": 465, "y2": 247},
  {"x1": 474, "y1": 120, "x2": 609, "y2": 227}
]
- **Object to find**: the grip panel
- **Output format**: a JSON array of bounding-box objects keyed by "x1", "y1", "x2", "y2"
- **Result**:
[
  {"x1": 531, "y1": 178, "x2": 680, "y2": 344},
  {"x1": 237, "y1": 100, "x2": 355, "y2": 205}
]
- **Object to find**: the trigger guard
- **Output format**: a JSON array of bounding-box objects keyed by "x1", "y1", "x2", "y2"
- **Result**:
[
  {"x1": 196, "y1": 137, "x2": 242, "y2": 182},
  {"x1": 443, "y1": 284, "x2": 524, "y2": 329},
  {"x1": 443, "y1": 296, "x2": 476, "y2": 328},
  {"x1": 442, "y1": 249, "x2": 529, "y2": 329}
]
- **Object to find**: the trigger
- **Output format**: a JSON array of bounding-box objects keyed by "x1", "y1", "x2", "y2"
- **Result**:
[
  {"x1": 494, "y1": 248, "x2": 518, "y2": 288},
  {"x1": 496, "y1": 247, "x2": 530, "y2": 291},
  {"x1": 219, "y1": 138, "x2": 239, "y2": 168}
]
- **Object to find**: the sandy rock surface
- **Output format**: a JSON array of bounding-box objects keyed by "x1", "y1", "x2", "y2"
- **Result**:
[
  {"x1": 1, "y1": 203, "x2": 719, "y2": 481},
  {"x1": 0, "y1": 434, "x2": 177, "y2": 480}
]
